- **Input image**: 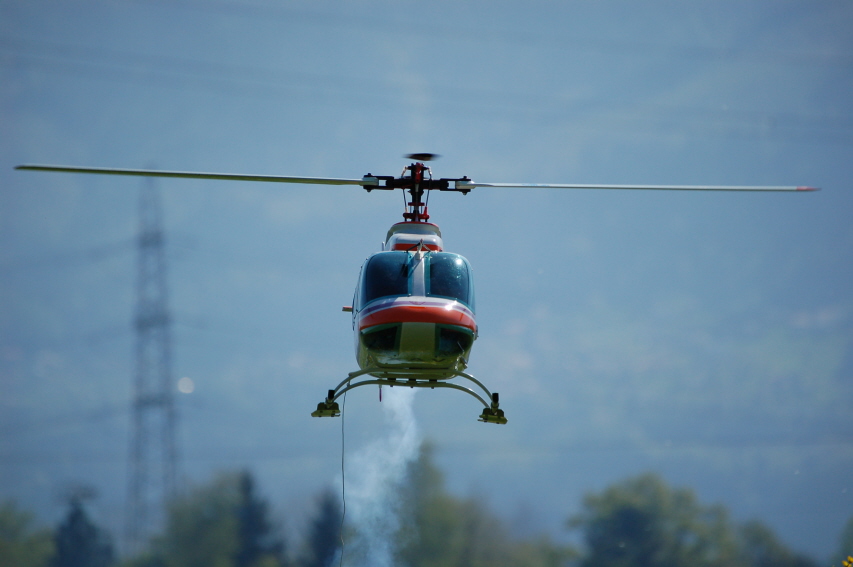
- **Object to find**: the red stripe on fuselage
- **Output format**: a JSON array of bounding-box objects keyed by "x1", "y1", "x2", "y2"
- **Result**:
[
  {"x1": 391, "y1": 243, "x2": 442, "y2": 251},
  {"x1": 358, "y1": 300, "x2": 476, "y2": 332}
]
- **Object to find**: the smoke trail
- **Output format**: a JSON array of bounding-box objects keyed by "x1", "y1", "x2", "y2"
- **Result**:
[{"x1": 341, "y1": 387, "x2": 421, "y2": 567}]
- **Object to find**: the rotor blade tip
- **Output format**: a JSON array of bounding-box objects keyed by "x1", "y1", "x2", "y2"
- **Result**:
[
  {"x1": 797, "y1": 186, "x2": 820, "y2": 191},
  {"x1": 405, "y1": 153, "x2": 440, "y2": 162}
]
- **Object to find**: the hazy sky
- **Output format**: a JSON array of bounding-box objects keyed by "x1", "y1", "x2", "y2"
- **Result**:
[{"x1": 2, "y1": 0, "x2": 852, "y2": 559}]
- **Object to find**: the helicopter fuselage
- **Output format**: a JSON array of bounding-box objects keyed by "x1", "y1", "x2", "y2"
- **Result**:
[{"x1": 350, "y1": 222, "x2": 477, "y2": 378}]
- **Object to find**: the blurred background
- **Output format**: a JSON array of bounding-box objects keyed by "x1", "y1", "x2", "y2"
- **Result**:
[{"x1": 1, "y1": 0, "x2": 851, "y2": 565}]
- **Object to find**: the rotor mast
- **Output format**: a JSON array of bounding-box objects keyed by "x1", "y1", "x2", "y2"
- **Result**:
[{"x1": 403, "y1": 161, "x2": 430, "y2": 222}]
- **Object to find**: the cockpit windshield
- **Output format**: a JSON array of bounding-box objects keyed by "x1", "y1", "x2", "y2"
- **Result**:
[
  {"x1": 359, "y1": 251, "x2": 474, "y2": 309},
  {"x1": 427, "y1": 253, "x2": 473, "y2": 307},
  {"x1": 361, "y1": 252, "x2": 409, "y2": 305}
]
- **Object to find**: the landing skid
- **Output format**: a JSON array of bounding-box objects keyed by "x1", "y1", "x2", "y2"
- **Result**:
[{"x1": 311, "y1": 367, "x2": 507, "y2": 424}]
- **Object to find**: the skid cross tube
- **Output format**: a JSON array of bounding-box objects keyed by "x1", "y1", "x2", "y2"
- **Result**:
[
  {"x1": 311, "y1": 367, "x2": 507, "y2": 423},
  {"x1": 337, "y1": 378, "x2": 490, "y2": 408},
  {"x1": 331, "y1": 367, "x2": 494, "y2": 406}
]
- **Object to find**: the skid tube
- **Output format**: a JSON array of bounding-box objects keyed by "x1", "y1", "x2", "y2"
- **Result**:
[{"x1": 311, "y1": 367, "x2": 507, "y2": 424}]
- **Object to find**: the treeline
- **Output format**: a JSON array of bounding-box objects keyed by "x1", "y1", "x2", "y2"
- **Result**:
[{"x1": 2, "y1": 445, "x2": 851, "y2": 567}]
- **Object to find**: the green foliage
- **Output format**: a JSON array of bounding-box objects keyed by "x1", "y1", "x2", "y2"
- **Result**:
[
  {"x1": 235, "y1": 472, "x2": 287, "y2": 567},
  {"x1": 117, "y1": 551, "x2": 166, "y2": 567},
  {"x1": 115, "y1": 461, "x2": 825, "y2": 567},
  {"x1": 157, "y1": 473, "x2": 240, "y2": 567},
  {"x1": 52, "y1": 498, "x2": 114, "y2": 567},
  {"x1": 396, "y1": 443, "x2": 575, "y2": 567},
  {"x1": 299, "y1": 490, "x2": 340, "y2": 567},
  {"x1": 154, "y1": 471, "x2": 285, "y2": 567},
  {"x1": 830, "y1": 516, "x2": 853, "y2": 567},
  {"x1": 736, "y1": 520, "x2": 817, "y2": 567},
  {"x1": 569, "y1": 473, "x2": 736, "y2": 567},
  {"x1": 568, "y1": 473, "x2": 818, "y2": 567},
  {"x1": 0, "y1": 501, "x2": 54, "y2": 567},
  {"x1": 3, "y1": 463, "x2": 830, "y2": 567}
]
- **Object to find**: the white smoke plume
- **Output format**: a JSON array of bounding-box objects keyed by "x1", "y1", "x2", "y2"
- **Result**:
[{"x1": 340, "y1": 386, "x2": 421, "y2": 567}]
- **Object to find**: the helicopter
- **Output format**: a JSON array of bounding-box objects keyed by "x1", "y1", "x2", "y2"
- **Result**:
[{"x1": 15, "y1": 154, "x2": 818, "y2": 424}]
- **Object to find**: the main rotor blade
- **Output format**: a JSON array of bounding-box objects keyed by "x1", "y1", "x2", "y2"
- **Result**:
[
  {"x1": 456, "y1": 181, "x2": 818, "y2": 192},
  {"x1": 15, "y1": 164, "x2": 376, "y2": 186},
  {"x1": 16, "y1": 164, "x2": 819, "y2": 192}
]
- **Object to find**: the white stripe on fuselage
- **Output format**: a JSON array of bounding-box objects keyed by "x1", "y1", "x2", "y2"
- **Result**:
[{"x1": 358, "y1": 296, "x2": 475, "y2": 321}]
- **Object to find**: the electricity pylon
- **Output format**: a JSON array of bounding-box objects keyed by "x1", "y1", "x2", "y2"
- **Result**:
[{"x1": 125, "y1": 178, "x2": 178, "y2": 554}]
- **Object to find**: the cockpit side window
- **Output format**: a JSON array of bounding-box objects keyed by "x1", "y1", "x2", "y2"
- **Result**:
[
  {"x1": 361, "y1": 252, "x2": 410, "y2": 305},
  {"x1": 427, "y1": 253, "x2": 473, "y2": 308}
]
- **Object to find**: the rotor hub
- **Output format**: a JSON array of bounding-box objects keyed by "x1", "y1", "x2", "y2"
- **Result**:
[{"x1": 402, "y1": 161, "x2": 431, "y2": 222}]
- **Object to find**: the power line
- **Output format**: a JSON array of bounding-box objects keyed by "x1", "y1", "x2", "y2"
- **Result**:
[
  {"x1": 2, "y1": 35, "x2": 851, "y2": 146},
  {"x1": 132, "y1": 0, "x2": 853, "y2": 69},
  {"x1": 0, "y1": 239, "x2": 134, "y2": 271},
  {"x1": 0, "y1": 402, "x2": 129, "y2": 436}
]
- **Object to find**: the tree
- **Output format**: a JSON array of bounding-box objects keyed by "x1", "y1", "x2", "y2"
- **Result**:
[
  {"x1": 568, "y1": 473, "x2": 820, "y2": 567},
  {"x1": 736, "y1": 520, "x2": 817, "y2": 567},
  {"x1": 0, "y1": 501, "x2": 54, "y2": 567},
  {"x1": 157, "y1": 473, "x2": 240, "y2": 567},
  {"x1": 396, "y1": 443, "x2": 574, "y2": 567},
  {"x1": 568, "y1": 473, "x2": 741, "y2": 567},
  {"x1": 52, "y1": 497, "x2": 114, "y2": 567},
  {"x1": 299, "y1": 490, "x2": 340, "y2": 567},
  {"x1": 235, "y1": 471, "x2": 286, "y2": 567},
  {"x1": 155, "y1": 471, "x2": 286, "y2": 567}
]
